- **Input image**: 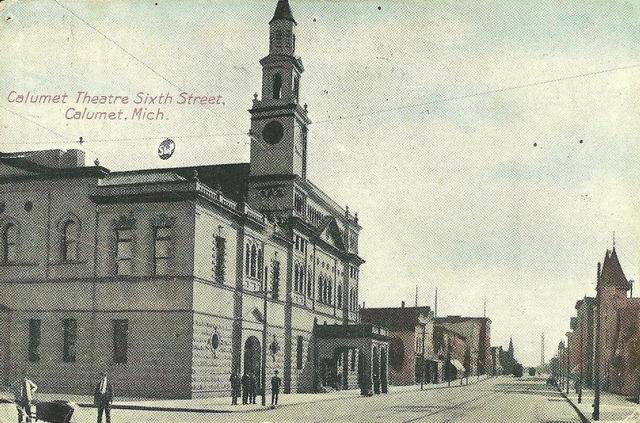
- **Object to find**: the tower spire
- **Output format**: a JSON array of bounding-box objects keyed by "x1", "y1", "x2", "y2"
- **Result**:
[
  {"x1": 270, "y1": 0, "x2": 296, "y2": 24},
  {"x1": 613, "y1": 231, "x2": 616, "y2": 249}
]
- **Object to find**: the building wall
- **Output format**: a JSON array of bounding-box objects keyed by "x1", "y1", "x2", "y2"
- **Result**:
[
  {"x1": 4, "y1": 309, "x2": 193, "y2": 398},
  {"x1": 0, "y1": 177, "x2": 99, "y2": 283},
  {"x1": 387, "y1": 329, "x2": 417, "y2": 386},
  {"x1": 596, "y1": 286, "x2": 629, "y2": 389}
]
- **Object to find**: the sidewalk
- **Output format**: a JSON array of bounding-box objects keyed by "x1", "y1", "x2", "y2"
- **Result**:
[
  {"x1": 562, "y1": 385, "x2": 640, "y2": 422},
  {"x1": 0, "y1": 375, "x2": 491, "y2": 414}
]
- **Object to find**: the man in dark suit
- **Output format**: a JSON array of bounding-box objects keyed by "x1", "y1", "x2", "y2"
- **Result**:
[
  {"x1": 249, "y1": 371, "x2": 257, "y2": 404},
  {"x1": 94, "y1": 372, "x2": 113, "y2": 423},
  {"x1": 230, "y1": 372, "x2": 241, "y2": 405},
  {"x1": 241, "y1": 371, "x2": 250, "y2": 405},
  {"x1": 271, "y1": 370, "x2": 282, "y2": 408}
]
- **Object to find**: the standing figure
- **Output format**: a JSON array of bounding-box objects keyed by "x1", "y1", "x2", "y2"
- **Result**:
[
  {"x1": 230, "y1": 372, "x2": 241, "y2": 405},
  {"x1": 241, "y1": 371, "x2": 250, "y2": 405},
  {"x1": 12, "y1": 371, "x2": 37, "y2": 423},
  {"x1": 94, "y1": 372, "x2": 114, "y2": 423},
  {"x1": 271, "y1": 370, "x2": 282, "y2": 407},
  {"x1": 249, "y1": 371, "x2": 257, "y2": 404}
]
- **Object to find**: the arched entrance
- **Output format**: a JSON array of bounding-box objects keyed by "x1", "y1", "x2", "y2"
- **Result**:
[{"x1": 244, "y1": 336, "x2": 261, "y2": 377}]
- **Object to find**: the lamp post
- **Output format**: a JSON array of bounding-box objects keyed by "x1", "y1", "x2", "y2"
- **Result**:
[
  {"x1": 447, "y1": 340, "x2": 452, "y2": 388},
  {"x1": 593, "y1": 262, "x2": 602, "y2": 421},
  {"x1": 260, "y1": 286, "x2": 270, "y2": 407},
  {"x1": 578, "y1": 322, "x2": 583, "y2": 404},
  {"x1": 566, "y1": 332, "x2": 570, "y2": 395},
  {"x1": 420, "y1": 325, "x2": 425, "y2": 390}
]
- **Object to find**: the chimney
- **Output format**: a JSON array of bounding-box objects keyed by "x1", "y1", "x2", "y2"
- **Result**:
[
  {"x1": 60, "y1": 149, "x2": 86, "y2": 168},
  {"x1": 401, "y1": 301, "x2": 405, "y2": 308}
]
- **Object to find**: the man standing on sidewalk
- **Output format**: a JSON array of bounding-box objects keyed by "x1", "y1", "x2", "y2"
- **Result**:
[
  {"x1": 12, "y1": 371, "x2": 37, "y2": 423},
  {"x1": 94, "y1": 372, "x2": 113, "y2": 423},
  {"x1": 249, "y1": 371, "x2": 257, "y2": 404},
  {"x1": 230, "y1": 371, "x2": 241, "y2": 405},
  {"x1": 271, "y1": 370, "x2": 282, "y2": 408},
  {"x1": 241, "y1": 371, "x2": 250, "y2": 405}
]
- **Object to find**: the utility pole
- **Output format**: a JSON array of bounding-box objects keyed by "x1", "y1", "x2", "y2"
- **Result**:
[
  {"x1": 435, "y1": 287, "x2": 438, "y2": 318},
  {"x1": 261, "y1": 285, "x2": 268, "y2": 406},
  {"x1": 593, "y1": 262, "x2": 602, "y2": 420},
  {"x1": 541, "y1": 333, "x2": 545, "y2": 366},
  {"x1": 578, "y1": 322, "x2": 583, "y2": 403},
  {"x1": 566, "y1": 332, "x2": 570, "y2": 395},
  {"x1": 415, "y1": 285, "x2": 418, "y2": 307}
]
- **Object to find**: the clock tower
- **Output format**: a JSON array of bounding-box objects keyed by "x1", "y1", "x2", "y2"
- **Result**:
[{"x1": 249, "y1": 0, "x2": 310, "y2": 181}]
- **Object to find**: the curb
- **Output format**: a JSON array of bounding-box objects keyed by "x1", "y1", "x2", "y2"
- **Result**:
[
  {"x1": 557, "y1": 387, "x2": 590, "y2": 423},
  {"x1": 4, "y1": 375, "x2": 493, "y2": 415}
]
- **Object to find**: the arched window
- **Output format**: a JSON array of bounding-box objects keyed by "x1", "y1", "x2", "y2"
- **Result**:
[
  {"x1": 258, "y1": 249, "x2": 264, "y2": 280},
  {"x1": 62, "y1": 220, "x2": 78, "y2": 262},
  {"x1": 250, "y1": 244, "x2": 257, "y2": 277},
  {"x1": 307, "y1": 266, "x2": 313, "y2": 297},
  {"x1": 2, "y1": 223, "x2": 17, "y2": 264},
  {"x1": 337, "y1": 285, "x2": 343, "y2": 309},
  {"x1": 327, "y1": 280, "x2": 333, "y2": 305},
  {"x1": 245, "y1": 245, "x2": 251, "y2": 275},
  {"x1": 273, "y1": 73, "x2": 282, "y2": 100}
]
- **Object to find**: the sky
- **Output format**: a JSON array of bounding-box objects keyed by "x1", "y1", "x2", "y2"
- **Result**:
[{"x1": 1, "y1": 0, "x2": 639, "y2": 366}]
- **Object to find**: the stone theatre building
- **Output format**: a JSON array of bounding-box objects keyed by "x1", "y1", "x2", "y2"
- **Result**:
[{"x1": 0, "y1": 0, "x2": 387, "y2": 398}]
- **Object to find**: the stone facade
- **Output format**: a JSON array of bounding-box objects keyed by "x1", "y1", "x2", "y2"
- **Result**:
[{"x1": 0, "y1": 0, "x2": 366, "y2": 399}]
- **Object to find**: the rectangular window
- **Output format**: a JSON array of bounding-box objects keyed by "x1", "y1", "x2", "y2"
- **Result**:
[
  {"x1": 63, "y1": 319, "x2": 77, "y2": 363},
  {"x1": 213, "y1": 236, "x2": 226, "y2": 283},
  {"x1": 296, "y1": 336, "x2": 303, "y2": 370},
  {"x1": 154, "y1": 227, "x2": 171, "y2": 276},
  {"x1": 28, "y1": 319, "x2": 41, "y2": 362},
  {"x1": 116, "y1": 229, "x2": 133, "y2": 276},
  {"x1": 272, "y1": 261, "x2": 280, "y2": 300},
  {"x1": 112, "y1": 319, "x2": 128, "y2": 364}
]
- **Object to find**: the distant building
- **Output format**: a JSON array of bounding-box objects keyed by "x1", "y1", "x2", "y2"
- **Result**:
[
  {"x1": 500, "y1": 337, "x2": 515, "y2": 375},
  {"x1": 434, "y1": 316, "x2": 491, "y2": 376},
  {"x1": 360, "y1": 303, "x2": 435, "y2": 386},
  {"x1": 573, "y1": 297, "x2": 595, "y2": 387},
  {"x1": 433, "y1": 325, "x2": 467, "y2": 382}
]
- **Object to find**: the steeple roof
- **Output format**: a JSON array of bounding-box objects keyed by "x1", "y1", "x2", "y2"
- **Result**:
[
  {"x1": 601, "y1": 247, "x2": 630, "y2": 290},
  {"x1": 270, "y1": 0, "x2": 296, "y2": 24}
]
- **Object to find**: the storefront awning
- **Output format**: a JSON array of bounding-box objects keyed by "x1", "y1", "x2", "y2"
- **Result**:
[{"x1": 450, "y1": 359, "x2": 465, "y2": 372}]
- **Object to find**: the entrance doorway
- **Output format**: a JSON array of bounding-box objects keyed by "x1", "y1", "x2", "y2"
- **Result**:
[{"x1": 243, "y1": 336, "x2": 261, "y2": 377}]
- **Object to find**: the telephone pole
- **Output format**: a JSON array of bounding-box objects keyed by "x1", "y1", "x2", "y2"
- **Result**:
[
  {"x1": 541, "y1": 333, "x2": 545, "y2": 366},
  {"x1": 593, "y1": 262, "x2": 602, "y2": 420}
]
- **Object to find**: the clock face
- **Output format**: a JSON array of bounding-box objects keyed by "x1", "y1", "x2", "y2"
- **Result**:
[{"x1": 262, "y1": 120, "x2": 284, "y2": 145}]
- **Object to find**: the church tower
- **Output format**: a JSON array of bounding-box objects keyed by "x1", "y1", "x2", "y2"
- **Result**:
[{"x1": 249, "y1": 0, "x2": 310, "y2": 180}]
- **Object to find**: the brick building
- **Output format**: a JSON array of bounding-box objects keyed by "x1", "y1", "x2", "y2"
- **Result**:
[
  {"x1": 434, "y1": 316, "x2": 491, "y2": 376},
  {"x1": 0, "y1": 0, "x2": 385, "y2": 399},
  {"x1": 360, "y1": 304, "x2": 435, "y2": 386},
  {"x1": 573, "y1": 297, "x2": 595, "y2": 387},
  {"x1": 433, "y1": 324, "x2": 467, "y2": 382}
]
